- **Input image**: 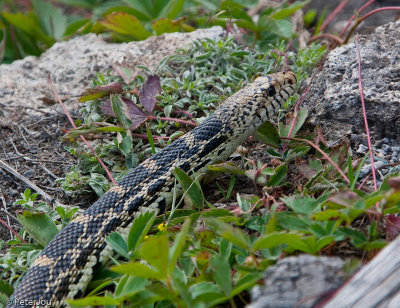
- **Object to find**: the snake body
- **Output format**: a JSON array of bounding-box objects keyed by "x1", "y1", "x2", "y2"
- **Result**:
[{"x1": 8, "y1": 71, "x2": 296, "y2": 307}]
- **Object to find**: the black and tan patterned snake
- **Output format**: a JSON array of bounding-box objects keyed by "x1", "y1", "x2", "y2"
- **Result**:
[{"x1": 7, "y1": 71, "x2": 297, "y2": 307}]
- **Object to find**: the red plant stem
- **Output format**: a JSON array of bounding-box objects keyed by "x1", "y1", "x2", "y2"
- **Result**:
[
  {"x1": 340, "y1": 0, "x2": 375, "y2": 37},
  {"x1": 357, "y1": 173, "x2": 371, "y2": 190},
  {"x1": 355, "y1": 35, "x2": 377, "y2": 192},
  {"x1": 320, "y1": 0, "x2": 350, "y2": 32},
  {"x1": 309, "y1": 34, "x2": 344, "y2": 45},
  {"x1": 282, "y1": 52, "x2": 328, "y2": 152},
  {"x1": 0, "y1": 218, "x2": 27, "y2": 243},
  {"x1": 148, "y1": 115, "x2": 197, "y2": 127},
  {"x1": 360, "y1": 7, "x2": 400, "y2": 23},
  {"x1": 47, "y1": 75, "x2": 117, "y2": 185},
  {"x1": 173, "y1": 109, "x2": 194, "y2": 120},
  {"x1": 344, "y1": 7, "x2": 400, "y2": 43},
  {"x1": 282, "y1": 137, "x2": 350, "y2": 184}
]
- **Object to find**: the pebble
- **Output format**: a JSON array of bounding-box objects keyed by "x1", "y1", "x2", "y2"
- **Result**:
[
  {"x1": 356, "y1": 144, "x2": 368, "y2": 154},
  {"x1": 382, "y1": 144, "x2": 392, "y2": 152}
]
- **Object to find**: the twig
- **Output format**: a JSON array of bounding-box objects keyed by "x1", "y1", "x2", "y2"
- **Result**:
[
  {"x1": 0, "y1": 159, "x2": 59, "y2": 206},
  {"x1": 1, "y1": 194, "x2": 12, "y2": 239},
  {"x1": 47, "y1": 75, "x2": 117, "y2": 186},
  {"x1": 0, "y1": 217, "x2": 26, "y2": 243},
  {"x1": 281, "y1": 137, "x2": 350, "y2": 184},
  {"x1": 355, "y1": 35, "x2": 377, "y2": 193}
]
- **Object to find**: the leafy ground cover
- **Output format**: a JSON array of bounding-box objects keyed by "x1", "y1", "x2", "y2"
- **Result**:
[{"x1": 2, "y1": 0, "x2": 400, "y2": 307}]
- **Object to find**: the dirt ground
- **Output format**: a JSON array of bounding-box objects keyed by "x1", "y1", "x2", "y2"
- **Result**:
[{"x1": 0, "y1": 112, "x2": 96, "y2": 246}]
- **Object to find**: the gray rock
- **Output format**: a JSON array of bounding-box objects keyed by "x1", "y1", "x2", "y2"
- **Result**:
[
  {"x1": 248, "y1": 255, "x2": 345, "y2": 308},
  {"x1": 303, "y1": 20, "x2": 400, "y2": 147},
  {"x1": 0, "y1": 27, "x2": 225, "y2": 122},
  {"x1": 356, "y1": 143, "x2": 368, "y2": 154},
  {"x1": 382, "y1": 144, "x2": 392, "y2": 152}
]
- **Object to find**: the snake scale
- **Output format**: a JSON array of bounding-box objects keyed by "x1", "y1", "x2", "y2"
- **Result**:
[{"x1": 7, "y1": 71, "x2": 296, "y2": 307}]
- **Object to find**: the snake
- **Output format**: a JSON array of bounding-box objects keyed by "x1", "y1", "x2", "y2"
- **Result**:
[{"x1": 7, "y1": 71, "x2": 297, "y2": 307}]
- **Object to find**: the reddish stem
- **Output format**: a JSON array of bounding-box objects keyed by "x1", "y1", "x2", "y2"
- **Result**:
[
  {"x1": 355, "y1": 36, "x2": 377, "y2": 193},
  {"x1": 309, "y1": 33, "x2": 344, "y2": 45},
  {"x1": 282, "y1": 137, "x2": 350, "y2": 184},
  {"x1": 340, "y1": 0, "x2": 375, "y2": 37},
  {"x1": 344, "y1": 7, "x2": 400, "y2": 43},
  {"x1": 173, "y1": 109, "x2": 194, "y2": 120},
  {"x1": 47, "y1": 75, "x2": 117, "y2": 185},
  {"x1": 0, "y1": 218, "x2": 27, "y2": 243},
  {"x1": 320, "y1": 0, "x2": 350, "y2": 32},
  {"x1": 360, "y1": 6, "x2": 400, "y2": 22}
]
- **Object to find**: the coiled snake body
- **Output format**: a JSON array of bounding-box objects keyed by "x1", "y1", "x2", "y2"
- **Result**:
[{"x1": 8, "y1": 71, "x2": 296, "y2": 307}]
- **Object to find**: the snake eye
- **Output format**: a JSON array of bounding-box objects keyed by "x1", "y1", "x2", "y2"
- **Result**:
[{"x1": 267, "y1": 86, "x2": 276, "y2": 96}]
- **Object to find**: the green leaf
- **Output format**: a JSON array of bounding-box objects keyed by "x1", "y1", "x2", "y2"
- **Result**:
[
  {"x1": 115, "y1": 275, "x2": 148, "y2": 298},
  {"x1": 189, "y1": 281, "x2": 221, "y2": 299},
  {"x1": 112, "y1": 262, "x2": 163, "y2": 279},
  {"x1": 140, "y1": 234, "x2": 169, "y2": 278},
  {"x1": 0, "y1": 280, "x2": 13, "y2": 297},
  {"x1": 106, "y1": 232, "x2": 129, "y2": 259},
  {"x1": 128, "y1": 211, "x2": 157, "y2": 252},
  {"x1": 288, "y1": 235, "x2": 334, "y2": 254},
  {"x1": 350, "y1": 154, "x2": 368, "y2": 191},
  {"x1": 32, "y1": 0, "x2": 67, "y2": 40},
  {"x1": 17, "y1": 211, "x2": 59, "y2": 247},
  {"x1": 253, "y1": 232, "x2": 301, "y2": 250},
  {"x1": 340, "y1": 227, "x2": 368, "y2": 248},
  {"x1": 276, "y1": 212, "x2": 312, "y2": 232},
  {"x1": 271, "y1": 1, "x2": 308, "y2": 20},
  {"x1": 66, "y1": 126, "x2": 126, "y2": 137},
  {"x1": 2, "y1": 12, "x2": 55, "y2": 46},
  {"x1": 158, "y1": 0, "x2": 186, "y2": 19},
  {"x1": 231, "y1": 273, "x2": 264, "y2": 297},
  {"x1": 63, "y1": 18, "x2": 92, "y2": 37},
  {"x1": 208, "y1": 162, "x2": 245, "y2": 175},
  {"x1": 104, "y1": 5, "x2": 152, "y2": 22},
  {"x1": 205, "y1": 217, "x2": 252, "y2": 251},
  {"x1": 220, "y1": 238, "x2": 232, "y2": 260},
  {"x1": 173, "y1": 168, "x2": 204, "y2": 209},
  {"x1": 117, "y1": 132, "x2": 133, "y2": 156},
  {"x1": 152, "y1": 18, "x2": 182, "y2": 35},
  {"x1": 312, "y1": 209, "x2": 345, "y2": 221},
  {"x1": 168, "y1": 219, "x2": 190, "y2": 275},
  {"x1": 68, "y1": 296, "x2": 119, "y2": 306},
  {"x1": 255, "y1": 121, "x2": 280, "y2": 148},
  {"x1": 267, "y1": 164, "x2": 287, "y2": 187},
  {"x1": 279, "y1": 108, "x2": 308, "y2": 138},
  {"x1": 281, "y1": 195, "x2": 321, "y2": 215},
  {"x1": 146, "y1": 124, "x2": 157, "y2": 154},
  {"x1": 210, "y1": 254, "x2": 232, "y2": 296},
  {"x1": 111, "y1": 94, "x2": 132, "y2": 130},
  {"x1": 101, "y1": 12, "x2": 152, "y2": 40}
]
